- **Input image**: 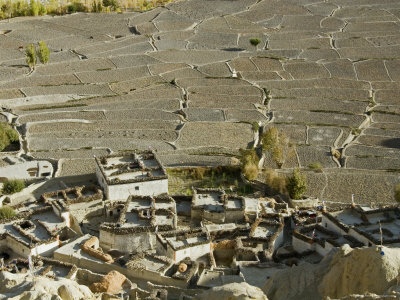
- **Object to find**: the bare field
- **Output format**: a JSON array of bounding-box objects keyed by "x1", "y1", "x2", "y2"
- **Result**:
[{"x1": 0, "y1": 0, "x2": 399, "y2": 203}]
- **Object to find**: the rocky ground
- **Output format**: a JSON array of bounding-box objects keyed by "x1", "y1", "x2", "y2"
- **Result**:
[{"x1": 0, "y1": 0, "x2": 399, "y2": 203}]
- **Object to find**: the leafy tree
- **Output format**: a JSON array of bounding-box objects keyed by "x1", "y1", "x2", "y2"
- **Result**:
[
  {"x1": 2, "y1": 179, "x2": 25, "y2": 194},
  {"x1": 249, "y1": 38, "x2": 261, "y2": 47},
  {"x1": 29, "y1": 0, "x2": 39, "y2": 16},
  {"x1": 286, "y1": 168, "x2": 307, "y2": 200},
  {"x1": 38, "y1": 2, "x2": 46, "y2": 15},
  {"x1": 395, "y1": 184, "x2": 400, "y2": 202},
  {"x1": 37, "y1": 41, "x2": 50, "y2": 64},
  {"x1": 25, "y1": 44, "x2": 36, "y2": 70},
  {"x1": 0, "y1": 206, "x2": 16, "y2": 220},
  {"x1": 261, "y1": 127, "x2": 295, "y2": 169}
]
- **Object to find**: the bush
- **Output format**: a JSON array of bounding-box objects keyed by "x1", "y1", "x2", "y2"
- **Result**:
[
  {"x1": 252, "y1": 121, "x2": 259, "y2": 132},
  {"x1": 0, "y1": 123, "x2": 19, "y2": 151},
  {"x1": 286, "y1": 169, "x2": 307, "y2": 200},
  {"x1": 37, "y1": 41, "x2": 50, "y2": 64},
  {"x1": 2, "y1": 179, "x2": 25, "y2": 195},
  {"x1": 239, "y1": 148, "x2": 259, "y2": 181},
  {"x1": 249, "y1": 38, "x2": 261, "y2": 47},
  {"x1": 0, "y1": 206, "x2": 16, "y2": 220},
  {"x1": 191, "y1": 167, "x2": 206, "y2": 180},
  {"x1": 25, "y1": 44, "x2": 36, "y2": 70},
  {"x1": 263, "y1": 169, "x2": 287, "y2": 194},
  {"x1": 243, "y1": 163, "x2": 258, "y2": 181},
  {"x1": 395, "y1": 184, "x2": 400, "y2": 203},
  {"x1": 308, "y1": 162, "x2": 323, "y2": 172},
  {"x1": 67, "y1": 1, "x2": 87, "y2": 13},
  {"x1": 103, "y1": 0, "x2": 119, "y2": 10}
]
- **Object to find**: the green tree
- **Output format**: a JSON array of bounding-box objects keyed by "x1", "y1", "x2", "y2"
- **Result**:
[
  {"x1": 29, "y1": 0, "x2": 39, "y2": 16},
  {"x1": 286, "y1": 168, "x2": 307, "y2": 200},
  {"x1": 261, "y1": 127, "x2": 295, "y2": 169},
  {"x1": 2, "y1": 179, "x2": 25, "y2": 194},
  {"x1": 37, "y1": 41, "x2": 50, "y2": 64},
  {"x1": 395, "y1": 184, "x2": 400, "y2": 202},
  {"x1": 249, "y1": 38, "x2": 261, "y2": 47},
  {"x1": 25, "y1": 43, "x2": 36, "y2": 70},
  {"x1": 0, "y1": 206, "x2": 16, "y2": 220}
]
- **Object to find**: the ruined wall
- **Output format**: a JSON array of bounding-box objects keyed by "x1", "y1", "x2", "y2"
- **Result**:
[
  {"x1": 31, "y1": 240, "x2": 60, "y2": 257},
  {"x1": 5, "y1": 235, "x2": 30, "y2": 257},
  {"x1": 321, "y1": 214, "x2": 349, "y2": 236},
  {"x1": 106, "y1": 179, "x2": 168, "y2": 201},
  {"x1": 170, "y1": 242, "x2": 211, "y2": 262},
  {"x1": 100, "y1": 229, "x2": 156, "y2": 253},
  {"x1": 55, "y1": 250, "x2": 190, "y2": 288},
  {"x1": 292, "y1": 235, "x2": 314, "y2": 253}
]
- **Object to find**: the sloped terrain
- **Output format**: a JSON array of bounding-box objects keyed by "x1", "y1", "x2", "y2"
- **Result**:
[{"x1": 0, "y1": 0, "x2": 399, "y2": 203}]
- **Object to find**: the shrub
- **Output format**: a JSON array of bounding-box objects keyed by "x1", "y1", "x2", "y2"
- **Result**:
[
  {"x1": 25, "y1": 44, "x2": 36, "y2": 70},
  {"x1": 0, "y1": 206, "x2": 16, "y2": 220},
  {"x1": 0, "y1": 123, "x2": 19, "y2": 151},
  {"x1": 395, "y1": 184, "x2": 400, "y2": 203},
  {"x1": 239, "y1": 148, "x2": 259, "y2": 181},
  {"x1": 252, "y1": 121, "x2": 259, "y2": 132},
  {"x1": 249, "y1": 38, "x2": 261, "y2": 47},
  {"x1": 37, "y1": 41, "x2": 50, "y2": 64},
  {"x1": 2, "y1": 179, "x2": 25, "y2": 194},
  {"x1": 263, "y1": 169, "x2": 287, "y2": 194},
  {"x1": 243, "y1": 163, "x2": 258, "y2": 181},
  {"x1": 191, "y1": 167, "x2": 206, "y2": 180},
  {"x1": 67, "y1": 1, "x2": 87, "y2": 13},
  {"x1": 103, "y1": 0, "x2": 119, "y2": 10},
  {"x1": 308, "y1": 162, "x2": 323, "y2": 172},
  {"x1": 331, "y1": 148, "x2": 341, "y2": 160},
  {"x1": 286, "y1": 169, "x2": 306, "y2": 200}
]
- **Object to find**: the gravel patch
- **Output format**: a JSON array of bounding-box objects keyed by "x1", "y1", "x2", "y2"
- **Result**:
[
  {"x1": 308, "y1": 127, "x2": 343, "y2": 146},
  {"x1": 59, "y1": 158, "x2": 97, "y2": 176},
  {"x1": 273, "y1": 110, "x2": 366, "y2": 127},
  {"x1": 176, "y1": 122, "x2": 253, "y2": 149},
  {"x1": 225, "y1": 109, "x2": 268, "y2": 122},
  {"x1": 188, "y1": 94, "x2": 261, "y2": 109},
  {"x1": 183, "y1": 108, "x2": 225, "y2": 122},
  {"x1": 345, "y1": 144, "x2": 400, "y2": 159},
  {"x1": 354, "y1": 60, "x2": 391, "y2": 82},
  {"x1": 297, "y1": 145, "x2": 337, "y2": 168},
  {"x1": 270, "y1": 97, "x2": 366, "y2": 114},
  {"x1": 346, "y1": 156, "x2": 400, "y2": 171}
]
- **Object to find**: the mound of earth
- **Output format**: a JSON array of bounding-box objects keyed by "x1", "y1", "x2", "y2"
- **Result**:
[
  {"x1": 194, "y1": 282, "x2": 268, "y2": 300},
  {"x1": 263, "y1": 245, "x2": 400, "y2": 300},
  {"x1": 0, "y1": 271, "x2": 94, "y2": 300}
]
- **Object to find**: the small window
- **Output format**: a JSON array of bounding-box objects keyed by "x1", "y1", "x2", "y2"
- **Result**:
[
  {"x1": 110, "y1": 211, "x2": 113, "y2": 217},
  {"x1": 135, "y1": 186, "x2": 139, "y2": 191}
]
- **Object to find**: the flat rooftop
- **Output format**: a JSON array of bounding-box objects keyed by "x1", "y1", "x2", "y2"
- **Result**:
[{"x1": 95, "y1": 151, "x2": 167, "y2": 185}]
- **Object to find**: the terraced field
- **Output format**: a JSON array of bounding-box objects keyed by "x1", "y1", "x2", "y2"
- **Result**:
[{"x1": 0, "y1": 0, "x2": 399, "y2": 203}]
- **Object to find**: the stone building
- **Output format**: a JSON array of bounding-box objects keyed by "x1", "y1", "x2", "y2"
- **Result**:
[
  {"x1": 99, "y1": 195, "x2": 177, "y2": 253},
  {"x1": 94, "y1": 151, "x2": 168, "y2": 201}
]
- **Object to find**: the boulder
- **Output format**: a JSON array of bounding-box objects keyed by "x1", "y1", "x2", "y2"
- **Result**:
[
  {"x1": 90, "y1": 270, "x2": 126, "y2": 294},
  {"x1": 263, "y1": 245, "x2": 400, "y2": 300},
  {"x1": 194, "y1": 282, "x2": 268, "y2": 300}
]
